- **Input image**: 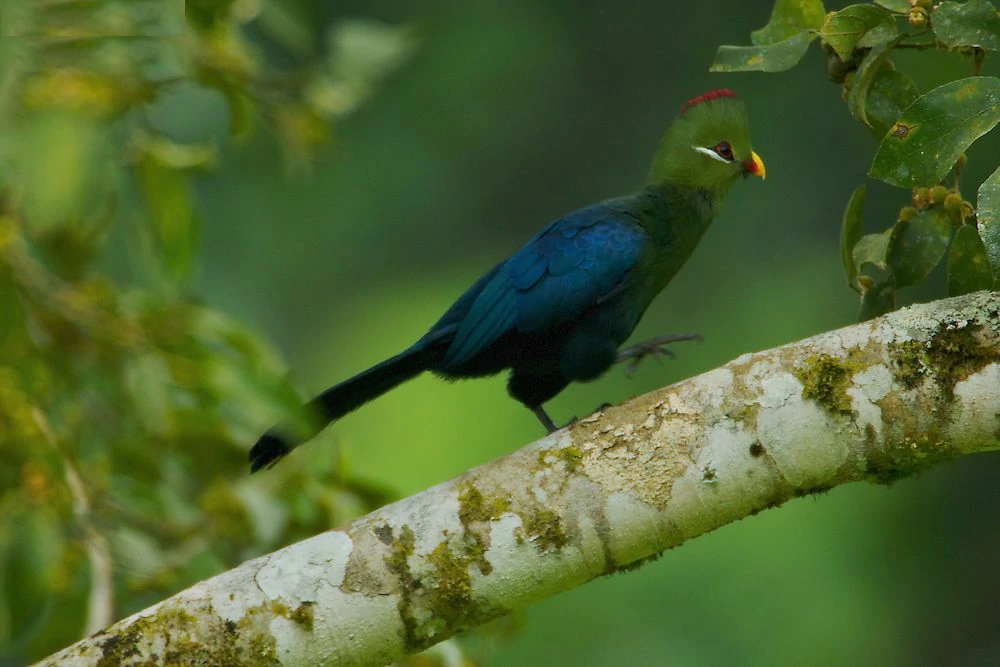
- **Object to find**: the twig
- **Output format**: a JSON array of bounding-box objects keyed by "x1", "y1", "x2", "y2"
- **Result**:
[{"x1": 33, "y1": 410, "x2": 115, "y2": 635}]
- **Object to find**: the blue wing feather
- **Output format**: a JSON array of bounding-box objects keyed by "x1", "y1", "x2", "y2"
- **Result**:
[{"x1": 444, "y1": 201, "x2": 648, "y2": 368}]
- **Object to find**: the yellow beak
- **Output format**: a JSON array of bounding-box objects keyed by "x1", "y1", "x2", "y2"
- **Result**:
[{"x1": 745, "y1": 151, "x2": 766, "y2": 179}]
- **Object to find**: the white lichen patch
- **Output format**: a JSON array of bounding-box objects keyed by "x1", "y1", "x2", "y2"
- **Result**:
[
  {"x1": 758, "y1": 371, "x2": 801, "y2": 410},
  {"x1": 480, "y1": 514, "x2": 589, "y2": 607},
  {"x1": 387, "y1": 488, "x2": 461, "y2": 555},
  {"x1": 848, "y1": 364, "x2": 893, "y2": 433},
  {"x1": 948, "y1": 363, "x2": 1000, "y2": 452},
  {"x1": 274, "y1": 584, "x2": 402, "y2": 667},
  {"x1": 663, "y1": 420, "x2": 775, "y2": 538},
  {"x1": 604, "y1": 492, "x2": 665, "y2": 565},
  {"x1": 208, "y1": 558, "x2": 269, "y2": 622},
  {"x1": 256, "y1": 531, "x2": 353, "y2": 601},
  {"x1": 757, "y1": 385, "x2": 849, "y2": 489}
]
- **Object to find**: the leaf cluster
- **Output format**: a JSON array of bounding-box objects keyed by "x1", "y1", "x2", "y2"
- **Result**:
[
  {"x1": 0, "y1": 0, "x2": 410, "y2": 660},
  {"x1": 714, "y1": 0, "x2": 1000, "y2": 319}
]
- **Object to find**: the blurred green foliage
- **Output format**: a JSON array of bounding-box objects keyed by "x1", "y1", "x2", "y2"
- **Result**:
[
  {"x1": 0, "y1": 0, "x2": 410, "y2": 662},
  {"x1": 715, "y1": 0, "x2": 1000, "y2": 320},
  {"x1": 4, "y1": 0, "x2": 1000, "y2": 665}
]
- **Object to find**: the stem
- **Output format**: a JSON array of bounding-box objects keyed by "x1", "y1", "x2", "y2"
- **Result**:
[
  {"x1": 33, "y1": 410, "x2": 115, "y2": 635},
  {"x1": 973, "y1": 48, "x2": 985, "y2": 76}
]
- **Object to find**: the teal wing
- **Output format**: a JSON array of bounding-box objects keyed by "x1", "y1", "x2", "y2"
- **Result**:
[{"x1": 442, "y1": 204, "x2": 648, "y2": 368}]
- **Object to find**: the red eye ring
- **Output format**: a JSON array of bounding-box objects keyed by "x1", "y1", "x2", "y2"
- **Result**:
[{"x1": 714, "y1": 142, "x2": 734, "y2": 161}]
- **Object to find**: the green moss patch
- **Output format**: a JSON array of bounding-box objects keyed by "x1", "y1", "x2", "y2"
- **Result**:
[
  {"x1": 863, "y1": 427, "x2": 959, "y2": 485},
  {"x1": 889, "y1": 323, "x2": 997, "y2": 399},
  {"x1": 383, "y1": 524, "x2": 420, "y2": 650},
  {"x1": 795, "y1": 353, "x2": 865, "y2": 416},
  {"x1": 521, "y1": 507, "x2": 568, "y2": 551},
  {"x1": 537, "y1": 444, "x2": 585, "y2": 473},
  {"x1": 94, "y1": 603, "x2": 277, "y2": 667},
  {"x1": 458, "y1": 482, "x2": 511, "y2": 526},
  {"x1": 384, "y1": 522, "x2": 497, "y2": 652}
]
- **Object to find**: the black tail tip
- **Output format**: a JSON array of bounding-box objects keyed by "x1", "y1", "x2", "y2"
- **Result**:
[{"x1": 249, "y1": 432, "x2": 293, "y2": 473}]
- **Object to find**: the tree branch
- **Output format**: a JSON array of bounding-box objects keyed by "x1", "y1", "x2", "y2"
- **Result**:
[{"x1": 38, "y1": 291, "x2": 1000, "y2": 667}]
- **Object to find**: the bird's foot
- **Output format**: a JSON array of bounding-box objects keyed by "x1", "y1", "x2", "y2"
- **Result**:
[
  {"x1": 533, "y1": 406, "x2": 579, "y2": 433},
  {"x1": 617, "y1": 333, "x2": 702, "y2": 378},
  {"x1": 533, "y1": 406, "x2": 559, "y2": 434}
]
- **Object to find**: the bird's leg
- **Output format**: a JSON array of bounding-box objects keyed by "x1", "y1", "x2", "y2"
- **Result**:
[
  {"x1": 532, "y1": 406, "x2": 559, "y2": 434},
  {"x1": 617, "y1": 333, "x2": 702, "y2": 377}
]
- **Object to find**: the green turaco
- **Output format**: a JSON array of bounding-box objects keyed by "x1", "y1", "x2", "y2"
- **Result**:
[{"x1": 251, "y1": 88, "x2": 765, "y2": 472}]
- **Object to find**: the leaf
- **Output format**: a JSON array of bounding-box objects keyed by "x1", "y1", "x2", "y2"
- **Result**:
[
  {"x1": 221, "y1": 87, "x2": 256, "y2": 141},
  {"x1": 864, "y1": 69, "x2": 919, "y2": 138},
  {"x1": 846, "y1": 35, "x2": 907, "y2": 130},
  {"x1": 135, "y1": 133, "x2": 217, "y2": 171},
  {"x1": 135, "y1": 153, "x2": 200, "y2": 286},
  {"x1": 932, "y1": 0, "x2": 1000, "y2": 51},
  {"x1": 710, "y1": 33, "x2": 815, "y2": 73},
  {"x1": 751, "y1": 0, "x2": 827, "y2": 45},
  {"x1": 888, "y1": 208, "x2": 955, "y2": 288},
  {"x1": 841, "y1": 185, "x2": 867, "y2": 290},
  {"x1": 858, "y1": 277, "x2": 896, "y2": 321},
  {"x1": 853, "y1": 227, "x2": 894, "y2": 274},
  {"x1": 328, "y1": 18, "x2": 418, "y2": 84},
  {"x1": 870, "y1": 77, "x2": 1000, "y2": 187},
  {"x1": 0, "y1": 266, "x2": 23, "y2": 347},
  {"x1": 16, "y1": 111, "x2": 114, "y2": 235},
  {"x1": 948, "y1": 225, "x2": 994, "y2": 294},
  {"x1": 875, "y1": 0, "x2": 911, "y2": 12},
  {"x1": 820, "y1": 4, "x2": 898, "y2": 61},
  {"x1": 976, "y1": 163, "x2": 1000, "y2": 284}
]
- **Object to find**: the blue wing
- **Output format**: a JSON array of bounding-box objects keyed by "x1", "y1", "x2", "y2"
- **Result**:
[{"x1": 443, "y1": 201, "x2": 649, "y2": 368}]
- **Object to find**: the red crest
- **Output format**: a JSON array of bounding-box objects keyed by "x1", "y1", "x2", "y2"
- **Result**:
[{"x1": 680, "y1": 89, "x2": 738, "y2": 115}]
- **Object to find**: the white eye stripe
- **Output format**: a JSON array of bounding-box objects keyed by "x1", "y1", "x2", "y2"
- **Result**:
[{"x1": 692, "y1": 145, "x2": 730, "y2": 163}]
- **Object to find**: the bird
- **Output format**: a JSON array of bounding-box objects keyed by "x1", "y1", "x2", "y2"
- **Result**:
[{"x1": 250, "y1": 89, "x2": 765, "y2": 472}]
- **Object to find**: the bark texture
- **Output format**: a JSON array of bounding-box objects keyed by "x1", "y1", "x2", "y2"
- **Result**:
[{"x1": 39, "y1": 291, "x2": 1000, "y2": 667}]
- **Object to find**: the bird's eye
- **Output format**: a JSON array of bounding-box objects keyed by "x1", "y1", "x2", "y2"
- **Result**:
[{"x1": 714, "y1": 142, "x2": 734, "y2": 161}]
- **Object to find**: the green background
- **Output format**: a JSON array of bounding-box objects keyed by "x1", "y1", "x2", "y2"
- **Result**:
[{"x1": 13, "y1": 0, "x2": 1000, "y2": 664}]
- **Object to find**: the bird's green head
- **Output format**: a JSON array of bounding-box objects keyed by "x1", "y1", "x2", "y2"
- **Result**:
[{"x1": 648, "y1": 89, "x2": 765, "y2": 193}]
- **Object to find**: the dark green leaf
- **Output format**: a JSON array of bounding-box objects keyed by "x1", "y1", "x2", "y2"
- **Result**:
[
  {"x1": 870, "y1": 77, "x2": 1000, "y2": 187},
  {"x1": 948, "y1": 225, "x2": 994, "y2": 294},
  {"x1": 711, "y1": 33, "x2": 815, "y2": 73},
  {"x1": 751, "y1": 0, "x2": 827, "y2": 45},
  {"x1": 864, "y1": 69, "x2": 919, "y2": 138},
  {"x1": 875, "y1": 0, "x2": 911, "y2": 12},
  {"x1": 0, "y1": 267, "x2": 23, "y2": 347},
  {"x1": 858, "y1": 278, "x2": 896, "y2": 321},
  {"x1": 221, "y1": 87, "x2": 256, "y2": 141},
  {"x1": 976, "y1": 163, "x2": 1000, "y2": 283},
  {"x1": 853, "y1": 227, "x2": 893, "y2": 274},
  {"x1": 888, "y1": 208, "x2": 955, "y2": 288},
  {"x1": 846, "y1": 35, "x2": 909, "y2": 131},
  {"x1": 820, "y1": 4, "x2": 898, "y2": 61},
  {"x1": 841, "y1": 185, "x2": 867, "y2": 290},
  {"x1": 2, "y1": 511, "x2": 63, "y2": 644},
  {"x1": 933, "y1": 0, "x2": 1000, "y2": 51}
]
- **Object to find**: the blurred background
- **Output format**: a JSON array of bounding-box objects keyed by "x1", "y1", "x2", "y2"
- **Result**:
[{"x1": 2, "y1": 0, "x2": 1000, "y2": 665}]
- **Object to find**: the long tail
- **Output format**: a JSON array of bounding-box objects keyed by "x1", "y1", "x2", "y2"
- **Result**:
[{"x1": 249, "y1": 337, "x2": 445, "y2": 472}]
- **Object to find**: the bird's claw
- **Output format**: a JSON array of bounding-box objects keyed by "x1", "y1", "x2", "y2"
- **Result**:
[{"x1": 618, "y1": 333, "x2": 702, "y2": 377}]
